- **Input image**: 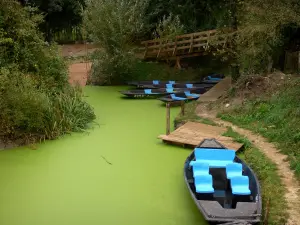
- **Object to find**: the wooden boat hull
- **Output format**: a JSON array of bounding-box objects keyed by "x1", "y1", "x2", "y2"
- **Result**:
[
  {"x1": 158, "y1": 91, "x2": 203, "y2": 103},
  {"x1": 139, "y1": 83, "x2": 215, "y2": 89},
  {"x1": 120, "y1": 88, "x2": 205, "y2": 98},
  {"x1": 184, "y1": 139, "x2": 262, "y2": 224},
  {"x1": 126, "y1": 74, "x2": 225, "y2": 88}
]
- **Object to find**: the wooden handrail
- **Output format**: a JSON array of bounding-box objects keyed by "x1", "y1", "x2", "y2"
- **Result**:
[{"x1": 141, "y1": 28, "x2": 234, "y2": 60}]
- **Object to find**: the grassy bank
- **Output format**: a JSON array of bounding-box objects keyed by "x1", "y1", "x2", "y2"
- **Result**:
[
  {"x1": 223, "y1": 128, "x2": 288, "y2": 224},
  {"x1": 174, "y1": 101, "x2": 217, "y2": 127},
  {"x1": 218, "y1": 78, "x2": 300, "y2": 178},
  {"x1": 175, "y1": 102, "x2": 288, "y2": 225}
]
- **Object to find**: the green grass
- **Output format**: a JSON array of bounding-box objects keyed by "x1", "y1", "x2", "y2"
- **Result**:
[
  {"x1": 174, "y1": 101, "x2": 217, "y2": 127},
  {"x1": 223, "y1": 128, "x2": 288, "y2": 225},
  {"x1": 218, "y1": 78, "x2": 300, "y2": 178},
  {"x1": 175, "y1": 100, "x2": 288, "y2": 224}
]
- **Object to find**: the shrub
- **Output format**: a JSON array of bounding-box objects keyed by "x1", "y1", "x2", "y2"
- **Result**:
[
  {"x1": 0, "y1": 0, "x2": 95, "y2": 144},
  {"x1": 84, "y1": 0, "x2": 149, "y2": 84}
]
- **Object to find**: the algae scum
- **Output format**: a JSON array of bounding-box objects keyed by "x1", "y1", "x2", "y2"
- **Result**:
[{"x1": 0, "y1": 86, "x2": 207, "y2": 225}]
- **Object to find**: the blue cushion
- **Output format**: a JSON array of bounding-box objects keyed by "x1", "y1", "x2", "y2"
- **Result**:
[
  {"x1": 169, "y1": 80, "x2": 175, "y2": 84},
  {"x1": 190, "y1": 149, "x2": 235, "y2": 168},
  {"x1": 153, "y1": 80, "x2": 159, "y2": 84},
  {"x1": 207, "y1": 76, "x2": 221, "y2": 81},
  {"x1": 226, "y1": 163, "x2": 243, "y2": 179},
  {"x1": 166, "y1": 88, "x2": 174, "y2": 93},
  {"x1": 231, "y1": 176, "x2": 251, "y2": 195},
  {"x1": 192, "y1": 163, "x2": 210, "y2": 177},
  {"x1": 194, "y1": 175, "x2": 214, "y2": 193},
  {"x1": 194, "y1": 149, "x2": 235, "y2": 161},
  {"x1": 190, "y1": 160, "x2": 233, "y2": 168},
  {"x1": 166, "y1": 83, "x2": 173, "y2": 88},
  {"x1": 184, "y1": 91, "x2": 200, "y2": 98},
  {"x1": 144, "y1": 89, "x2": 152, "y2": 94},
  {"x1": 186, "y1": 83, "x2": 193, "y2": 88},
  {"x1": 170, "y1": 94, "x2": 186, "y2": 101}
]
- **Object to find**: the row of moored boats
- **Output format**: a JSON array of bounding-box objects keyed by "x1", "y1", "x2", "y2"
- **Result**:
[{"x1": 120, "y1": 74, "x2": 224, "y2": 103}]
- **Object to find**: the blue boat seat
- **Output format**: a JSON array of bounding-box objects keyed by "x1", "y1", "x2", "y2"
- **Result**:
[
  {"x1": 226, "y1": 163, "x2": 243, "y2": 179},
  {"x1": 190, "y1": 148, "x2": 235, "y2": 168},
  {"x1": 170, "y1": 94, "x2": 186, "y2": 101},
  {"x1": 192, "y1": 163, "x2": 210, "y2": 177},
  {"x1": 184, "y1": 91, "x2": 200, "y2": 98},
  {"x1": 166, "y1": 83, "x2": 173, "y2": 88},
  {"x1": 207, "y1": 76, "x2": 222, "y2": 81},
  {"x1": 144, "y1": 89, "x2": 152, "y2": 94},
  {"x1": 153, "y1": 80, "x2": 159, "y2": 84},
  {"x1": 231, "y1": 176, "x2": 251, "y2": 195},
  {"x1": 166, "y1": 88, "x2": 174, "y2": 93},
  {"x1": 186, "y1": 83, "x2": 193, "y2": 88},
  {"x1": 169, "y1": 80, "x2": 175, "y2": 84},
  {"x1": 194, "y1": 175, "x2": 214, "y2": 193}
]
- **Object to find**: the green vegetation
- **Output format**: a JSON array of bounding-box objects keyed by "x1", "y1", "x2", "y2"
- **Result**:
[
  {"x1": 174, "y1": 102, "x2": 217, "y2": 127},
  {"x1": 21, "y1": 0, "x2": 86, "y2": 42},
  {"x1": 175, "y1": 101, "x2": 288, "y2": 224},
  {"x1": 219, "y1": 78, "x2": 300, "y2": 178},
  {"x1": 223, "y1": 128, "x2": 288, "y2": 225},
  {"x1": 0, "y1": 1, "x2": 95, "y2": 144}
]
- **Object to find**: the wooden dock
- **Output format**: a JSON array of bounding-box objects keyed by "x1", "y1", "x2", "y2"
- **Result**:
[{"x1": 158, "y1": 121, "x2": 243, "y2": 151}]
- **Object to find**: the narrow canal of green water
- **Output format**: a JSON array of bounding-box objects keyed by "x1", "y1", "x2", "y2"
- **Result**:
[{"x1": 0, "y1": 86, "x2": 207, "y2": 225}]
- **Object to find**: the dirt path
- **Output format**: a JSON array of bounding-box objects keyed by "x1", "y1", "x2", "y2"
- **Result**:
[
  {"x1": 68, "y1": 62, "x2": 91, "y2": 86},
  {"x1": 197, "y1": 108, "x2": 300, "y2": 225}
]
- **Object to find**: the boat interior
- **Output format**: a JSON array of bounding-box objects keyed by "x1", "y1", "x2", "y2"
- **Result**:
[{"x1": 187, "y1": 148, "x2": 259, "y2": 209}]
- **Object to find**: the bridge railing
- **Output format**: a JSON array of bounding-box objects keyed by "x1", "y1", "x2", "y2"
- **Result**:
[{"x1": 141, "y1": 29, "x2": 234, "y2": 59}]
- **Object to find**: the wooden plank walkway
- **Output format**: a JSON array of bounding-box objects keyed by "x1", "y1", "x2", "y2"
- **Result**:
[
  {"x1": 141, "y1": 29, "x2": 234, "y2": 60},
  {"x1": 158, "y1": 121, "x2": 243, "y2": 151}
]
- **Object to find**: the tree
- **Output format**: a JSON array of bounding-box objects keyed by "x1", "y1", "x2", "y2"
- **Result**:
[{"x1": 23, "y1": 0, "x2": 86, "y2": 41}]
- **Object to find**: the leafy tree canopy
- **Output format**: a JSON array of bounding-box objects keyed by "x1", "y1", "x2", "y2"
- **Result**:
[{"x1": 23, "y1": 0, "x2": 86, "y2": 41}]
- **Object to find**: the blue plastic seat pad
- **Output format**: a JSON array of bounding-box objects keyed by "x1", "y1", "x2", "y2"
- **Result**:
[
  {"x1": 166, "y1": 84, "x2": 173, "y2": 88},
  {"x1": 153, "y1": 80, "x2": 159, "y2": 84},
  {"x1": 226, "y1": 163, "x2": 243, "y2": 179},
  {"x1": 190, "y1": 149, "x2": 235, "y2": 168},
  {"x1": 230, "y1": 176, "x2": 251, "y2": 195},
  {"x1": 207, "y1": 76, "x2": 221, "y2": 81},
  {"x1": 194, "y1": 175, "x2": 214, "y2": 193},
  {"x1": 194, "y1": 148, "x2": 235, "y2": 160},
  {"x1": 192, "y1": 163, "x2": 210, "y2": 177},
  {"x1": 169, "y1": 80, "x2": 175, "y2": 84},
  {"x1": 144, "y1": 89, "x2": 152, "y2": 94},
  {"x1": 170, "y1": 94, "x2": 186, "y2": 101},
  {"x1": 186, "y1": 83, "x2": 193, "y2": 88},
  {"x1": 166, "y1": 88, "x2": 174, "y2": 93}
]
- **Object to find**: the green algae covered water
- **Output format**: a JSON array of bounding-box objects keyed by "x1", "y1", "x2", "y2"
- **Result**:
[{"x1": 0, "y1": 86, "x2": 207, "y2": 225}]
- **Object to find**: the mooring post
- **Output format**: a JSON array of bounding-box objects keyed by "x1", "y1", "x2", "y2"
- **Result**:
[
  {"x1": 166, "y1": 103, "x2": 170, "y2": 135},
  {"x1": 180, "y1": 101, "x2": 185, "y2": 116}
]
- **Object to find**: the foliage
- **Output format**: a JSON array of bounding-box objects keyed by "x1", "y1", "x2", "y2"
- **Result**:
[
  {"x1": 23, "y1": 0, "x2": 86, "y2": 41},
  {"x1": 154, "y1": 13, "x2": 184, "y2": 39},
  {"x1": 0, "y1": 2, "x2": 67, "y2": 91},
  {"x1": 219, "y1": 78, "x2": 300, "y2": 178},
  {"x1": 0, "y1": 0, "x2": 95, "y2": 143},
  {"x1": 145, "y1": 0, "x2": 234, "y2": 36},
  {"x1": 83, "y1": 0, "x2": 149, "y2": 84},
  {"x1": 223, "y1": 128, "x2": 288, "y2": 224}
]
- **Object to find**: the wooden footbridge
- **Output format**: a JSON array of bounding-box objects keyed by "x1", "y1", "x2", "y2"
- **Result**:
[{"x1": 140, "y1": 29, "x2": 234, "y2": 66}]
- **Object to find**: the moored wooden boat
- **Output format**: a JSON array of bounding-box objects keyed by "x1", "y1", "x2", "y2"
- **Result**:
[
  {"x1": 184, "y1": 139, "x2": 262, "y2": 224},
  {"x1": 158, "y1": 89, "x2": 203, "y2": 103},
  {"x1": 120, "y1": 87, "x2": 205, "y2": 98}
]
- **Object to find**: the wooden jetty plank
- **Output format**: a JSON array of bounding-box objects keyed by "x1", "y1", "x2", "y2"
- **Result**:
[{"x1": 158, "y1": 121, "x2": 243, "y2": 151}]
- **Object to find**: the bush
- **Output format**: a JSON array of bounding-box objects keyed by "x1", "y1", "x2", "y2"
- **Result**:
[
  {"x1": 84, "y1": 0, "x2": 149, "y2": 84},
  {"x1": 0, "y1": 1, "x2": 95, "y2": 144},
  {"x1": 0, "y1": 68, "x2": 95, "y2": 143}
]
